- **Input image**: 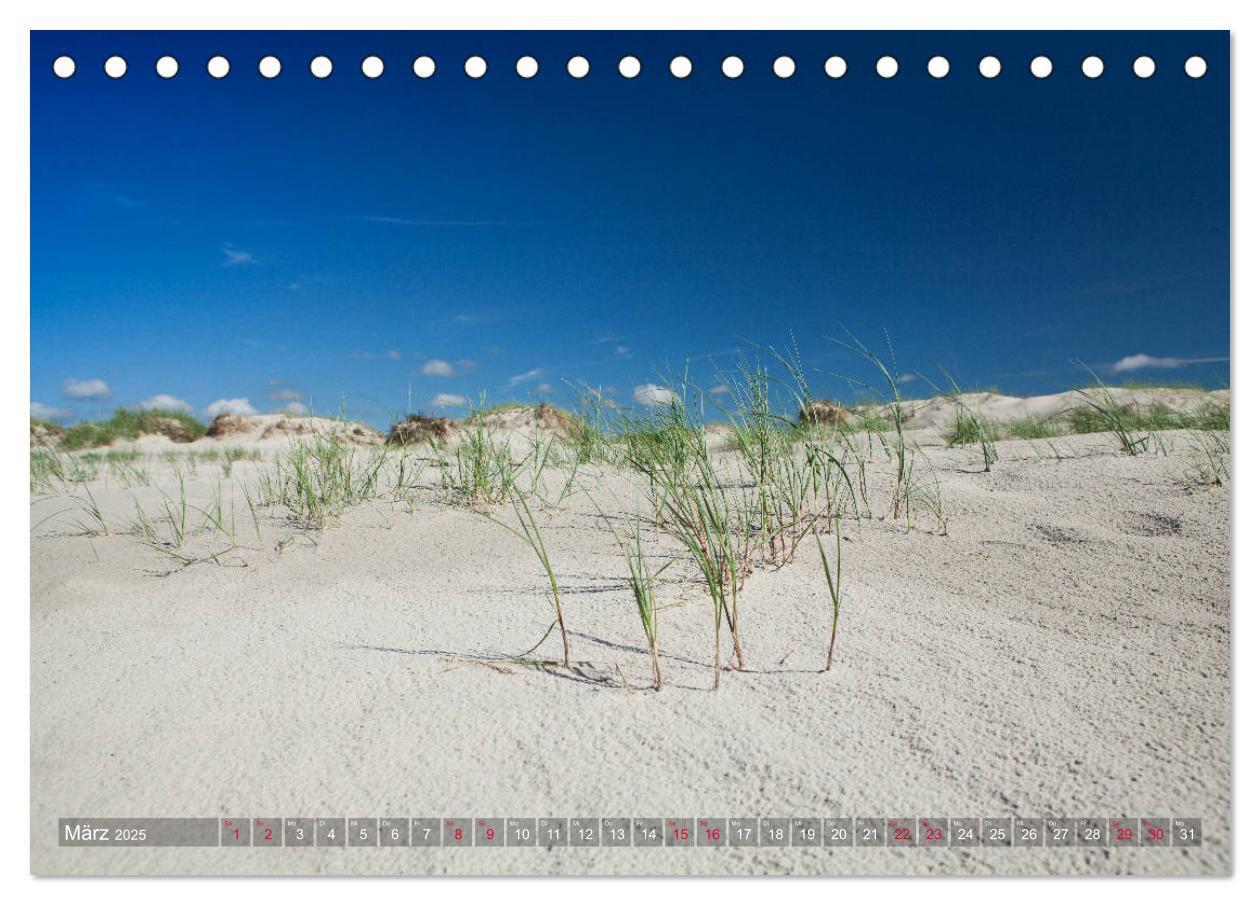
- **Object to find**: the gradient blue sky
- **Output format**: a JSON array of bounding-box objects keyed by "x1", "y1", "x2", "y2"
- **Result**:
[{"x1": 31, "y1": 30, "x2": 1229, "y2": 428}]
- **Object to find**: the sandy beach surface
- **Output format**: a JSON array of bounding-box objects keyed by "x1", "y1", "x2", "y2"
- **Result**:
[{"x1": 30, "y1": 408, "x2": 1231, "y2": 875}]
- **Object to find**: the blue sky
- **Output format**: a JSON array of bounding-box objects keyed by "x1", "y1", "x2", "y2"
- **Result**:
[{"x1": 31, "y1": 30, "x2": 1229, "y2": 428}]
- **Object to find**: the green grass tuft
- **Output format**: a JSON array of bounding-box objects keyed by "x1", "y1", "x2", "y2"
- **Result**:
[{"x1": 257, "y1": 431, "x2": 388, "y2": 529}]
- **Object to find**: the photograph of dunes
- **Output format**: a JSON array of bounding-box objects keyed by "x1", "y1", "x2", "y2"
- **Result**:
[{"x1": 29, "y1": 29, "x2": 1229, "y2": 876}]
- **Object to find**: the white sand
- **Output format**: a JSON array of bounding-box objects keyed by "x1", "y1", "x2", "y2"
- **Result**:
[{"x1": 30, "y1": 419, "x2": 1230, "y2": 875}]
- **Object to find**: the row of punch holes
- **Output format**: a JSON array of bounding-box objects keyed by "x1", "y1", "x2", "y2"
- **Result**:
[{"x1": 50, "y1": 52, "x2": 1210, "y2": 81}]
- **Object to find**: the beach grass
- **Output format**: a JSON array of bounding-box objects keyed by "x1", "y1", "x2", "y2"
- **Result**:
[
  {"x1": 622, "y1": 521, "x2": 664, "y2": 689},
  {"x1": 1180, "y1": 430, "x2": 1230, "y2": 489},
  {"x1": 436, "y1": 401, "x2": 523, "y2": 507},
  {"x1": 813, "y1": 520, "x2": 843, "y2": 671},
  {"x1": 940, "y1": 371, "x2": 999, "y2": 471},
  {"x1": 258, "y1": 431, "x2": 388, "y2": 529},
  {"x1": 828, "y1": 328, "x2": 911, "y2": 519},
  {"x1": 564, "y1": 387, "x2": 614, "y2": 466},
  {"x1": 1003, "y1": 415, "x2": 1065, "y2": 440},
  {"x1": 72, "y1": 481, "x2": 109, "y2": 536},
  {"x1": 30, "y1": 447, "x2": 66, "y2": 492},
  {"x1": 623, "y1": 388, "x2": 749, "y2": 687},
  {"x1": 481, "y1": 488, "x2": 572, "y2": 669}
]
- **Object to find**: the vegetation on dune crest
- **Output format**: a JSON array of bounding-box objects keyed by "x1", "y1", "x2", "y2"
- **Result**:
[
  {"x1": 56, "y1": 408, "x2": 207, "y2": 451},
  {"x1": 1068, "y1": 364, "x2": 1229, "y2": 455},
  {"x1": 386, "y1": 414, "x2": 456, "y2": 446}
]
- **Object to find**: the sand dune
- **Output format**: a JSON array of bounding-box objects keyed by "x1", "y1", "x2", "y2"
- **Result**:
[
  {"x1": 29, "y1": 416, "x2": 1230, "y2": 876},
  {"x1": 880, "y1": 387, "x2": 1230, "y2": 432},
  {"x1": 33, "y1": 390, "x2": 1229, "y2": 458}
]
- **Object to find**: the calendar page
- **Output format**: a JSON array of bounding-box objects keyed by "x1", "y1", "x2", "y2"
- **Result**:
[{"x1": 28, "y1": 27, "x2": 1230, "y2": 877}]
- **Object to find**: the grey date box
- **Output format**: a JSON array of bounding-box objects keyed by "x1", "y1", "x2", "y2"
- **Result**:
[
  {"x1": 506, "y1": 818, "x2": 536, "y2": 847},
  {"x1": 824, "y1": 817, "x2": 854, "y2": 846},
  {"x1": 443, "y1": 818, "x2": 472, "y2": 847},
  {"x1": 601, "y1": 818, "x2": 631, "y2": 847},
  {"x1": 729, "y1": 818, "x2": 758, "y2": 847},
  {"x1": 600, "y1": 818, "x2": 631, "y2": 847},
  {"x1": 1014, "y1": 818, "x2": 1044, "y2": 847},
  {"x1": 410, "y1": 818, "x2": 440, "y2": 847},
  {"x1": 221, "y1": 818, "x2": 250, "y2": 847},
  {"x1": 252, "y1": 818, "x2": 281, "y2": 847},
  {"x1": 1110, "y1": 818, "x2": 1140, "y2": 847},
  {"x1": 380, "y1": 818, "x2": 408, "y2": 846},
  {"x1": 697, "y1": 817, "x2": 727, "y2": 847},
  {"x1": 792, "y1": 817, "x2": 822, "y2": 846},
  {"x1": 983, "y1": 817, "x2": 1012, "y2": 846},
  {"x1": 1172, "y1": 818, "x2": 1201, "y2": 847},
  {"x1": 1140, "y1": 817, "x2": 1171, "y2": 847},
  {"x1": 570, "y1": 818, "x2": 599, "y2": 847},
  {"x1": 918, "y1": 817, "x2": 948, "y2": 847},
  {"x1": 348, "y1": 817, "x2": 377, "y2": 847},
  {"x1": 633, "y1": 818, "x2": 664, "y2": 846},
  {"x1": 950, "y1": 818, "x2": 980, "y2": 847},
  {"x1": 887, "y1": 817, "x2": 916, "y2": 847},
  {"x1": 315, "y1": 818, "x2": 345, "y2": 847},
  {"x1": 474, "y1": 818, "x2": 504, "y2": 846},
  {"x1": 665, "y1": 818, "x2": 694, "y2": 847},
  {"x1": 856, "y1": 817, "x2": 885, "y2": 846},
  {"x1": 284, "y1": 818, "x2": 314, "y2": 847},
  {"x1": 1045, "y1": 818, "x2": 1074, "y2": 846},
  {"x1": 760, "y1": 817, "x2": 789, "y2": 847},
  {"x1": 538, "y1": 817, "x2": 568, "y2": 847},
  {"x1": 1076, "y1": 817, "x2": 1106, "y2": 846}
]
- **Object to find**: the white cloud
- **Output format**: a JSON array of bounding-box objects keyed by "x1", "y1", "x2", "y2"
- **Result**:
[
  {"x1": 283, "y1": 401, "x2": 309, "y2": 415},
  {"x1": 429, "y1": 393, "x2": 469, "y2": 409},
  {"x1": 508, "y1": 367, "x2": 543, "y2": 387},
  {"x1": 634, "y1": 383, "x2": 680, "y2": 407},
  {"x1": 614, "y1": 345, "x2": 631, "y2": 358},
  {"x1": 421, "y1": 358, "x2": 455, "y2": 377},
  {"x1": 268, "y1": 388, "x2": 303, "y2": 402},
  {"x1": 31, "y1": 402, "x2": 72, "y2": 421},
  {"x1": 537, "y1": 383, "x2": 553, "y2": 394},
  {"x1": 62, "y1": 377, "x2": 110, "y2": 400},
  {"x1": 386, "y1": 349, "x2": 402, "y2": 361},
  {"x1": 1112, "y1": 353, "x2": 1229, "y2": 373},
  {"x1": 1113, "y1": 354, "x2": 1181, "y2": 372},
  {"x1": 204, "y1": 397, "x2": 258, "y2": 418},
  {"x1": 897, "y1": 373, "x2": 917, "y2": 385},
  {"x1": 133, "y1": 394, "x2": 193, "y2": 413},
  {"x1": 222, "y1": 244, "x2": 255, "y2": 266},
  {"x1": 709, "y1": 384, "x2": 730, "y2": 395}
]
